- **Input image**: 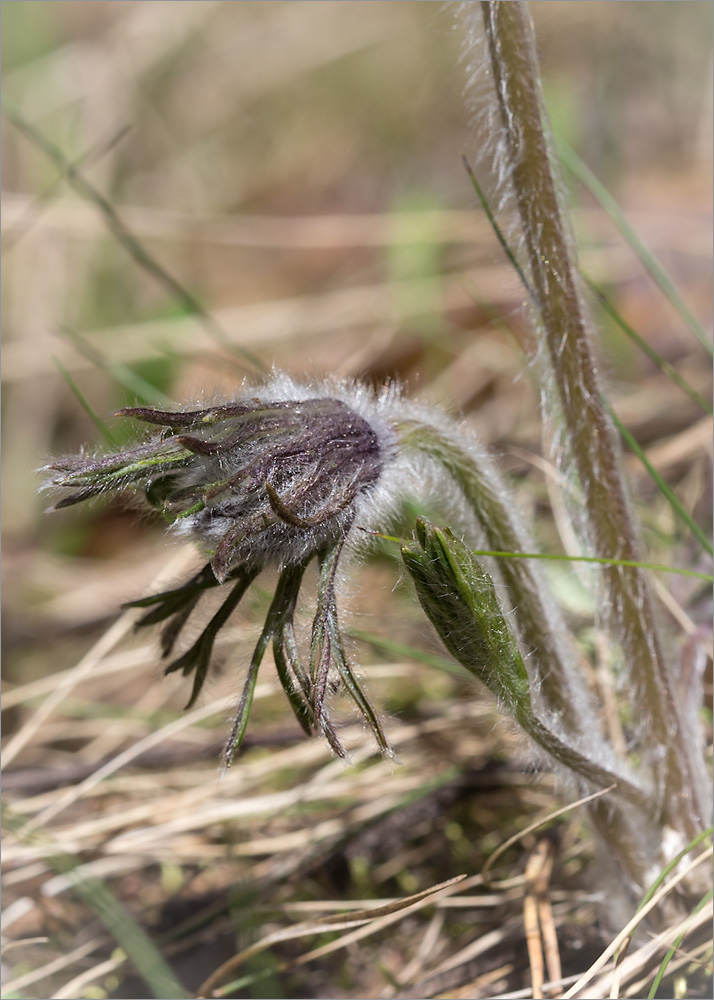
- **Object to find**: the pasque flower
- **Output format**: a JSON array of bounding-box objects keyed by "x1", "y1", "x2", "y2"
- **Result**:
[
  {"x1": 46, "y1": 374, "x2": 410, "y2": 763},
  {"x1": 45, "y1": 372, "x2": 605, "y2": 776}
]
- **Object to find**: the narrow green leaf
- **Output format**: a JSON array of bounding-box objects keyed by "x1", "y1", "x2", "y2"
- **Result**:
[
  {"x1": 3, "y1": 120, "x2": 132, "y2": 256},
  {"x1": 610, "y1": 405, "x2": 713, "y2": 556},
  {"x1": 330, "y1": 618, "x2": 396, "y2": 759},
  {"x1": 558, "y1": 138, "x2": 712, "y2": 356},
  {"x1": 635, "y1": 827, "x2": 713, "y2": 919},
  {"x1": 52, "y1": 355, "x2": 118, "y2": 443},
  {"x1": 462, "y1": 154, "x2": 537, "y2": 305},
  {"x1": 309, "y1": 540, "x2": 344, "y2": 716},
  {"x1": 466, "y1": 548, "x2": 713, "y2": 583},
  {"x1": 273, "y1": 630, "x2": 314, "y2": 737},
  {"x1": 647, "y1": 888, "x2": 712, "y2": 998},
  {"x1": 222, "y1": 619, "x2": 272, "y2": 769},
  {"x1": 134, "y1": 594, "x2": 201, "y2": 629},
  {"x1": 349, "y1": 628, "x2": 470, "y2": 677},
  {"x1": 586, "y1": 277, "x2": 712, "y2": 415},
  {"x1": 59, "y1": 324, "x2": 174, "y2": 406},
  {"x1": 123, "y1": 564, "x2": 220, "y2": 611},
  {"x1": 2, "y1": 805, "x2": 188, "y2": 999},
  {"x1": 165, "y1": 567, "x2": 261, "y2": 709},
  {"x1": 4, "y1": 105, "x2": 266, "y2": 374},
  {"x1": 270, "y1": 560, "x2": 315, "y2": 737}
]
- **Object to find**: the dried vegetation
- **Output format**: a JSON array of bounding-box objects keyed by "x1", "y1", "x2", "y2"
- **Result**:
[{"x1": 1, "y1": 3, "x2": 712, "y2": 998}]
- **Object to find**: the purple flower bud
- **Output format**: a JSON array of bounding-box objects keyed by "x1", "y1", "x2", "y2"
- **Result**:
[
  {"x1": 44, "y1": 374, "x2": 403, "y2": 761},
  {"x1": 46, "y1": 372, "x2": 575, "y2": 768},
  {"x1": 45, "y1": 376, "x2": 396, "y2": 584},
  {"x1": 169, "y1": 394, "x2": 385, "y2": 582}
]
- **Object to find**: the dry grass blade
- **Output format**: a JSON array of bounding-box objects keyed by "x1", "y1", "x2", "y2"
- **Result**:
[
  {"x1": 1, "y1": 611, "x2": 138, "y2": 771},
  {"x1": 51, "y1": 954, "x2": 127, "y2": 1000},
  {"x1": 25, "y1": 693, "x2": 237, "y2": 830},
  {"x1": 3, "y1": 807, "x2": 188, "y2": 999},
  {"x1": 579, "y1": 900, "x2": 713, "y2": 999},
  {"x1": 196, "y1": 874, "x2": 467, "y2": 998},
  {"x1": 2, "y1": 644, "x2": 157, "y2": 710},
  {"x1": 523, "y1": 836, "x2": 560, "y2": 999},
  {"x1": 481, "y1": 786, "x2": 615, "y2": 890},
  {"x1": 632, "y1": 939, "x2": 713, "y2": 1000},
  {"x1": 3, "y1": 4, "x2": 711, "y2": 998},
  {"x1": 562, "y1": 846, "x2": 713, "y2": 998},
  {"x1": 2, "y1": 547, "x2": 197, "y2": 770},
  {"x1": 0, "y1": 934, "x2": 109, "y2": 996}
]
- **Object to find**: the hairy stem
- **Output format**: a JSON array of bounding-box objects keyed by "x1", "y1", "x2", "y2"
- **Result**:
[
  {"x1": 400, "y1": 422, "x2": 583, "y2": 735},
  {"x1": 479, "y1": 0, "x2": 708, "y2": 837},
  {"x1": 402, "y1": 518, "x2": 657, "y2": 891}
]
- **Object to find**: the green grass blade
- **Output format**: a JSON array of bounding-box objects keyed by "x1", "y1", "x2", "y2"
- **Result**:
[
  {"x1": 349, "y1": 628, "x2": 470, "y2": 677},
  {"x1": 647, "y1": 888, "x2": 712, "y2": 998},
  {"x1": 366, "y1": 529, "x2": 712, "y2": 582},
  {"x1": 640, "y1": 833, "x2": 713, "y2": 999},
  {"x1": 462, "y1": 154, "x2": 538, "y2": 305},
  {"x1": 2, "y1": 805, "x2": 188, "y2": 999},
  {"x1": 465, "y1": 548, "x2": 713, "y2": 583},
  {"x1": 52, "y1": 355, "x2": 118, "y2": 443},
  {"x1": 637, "y1": 826, "x2": 713, "y2": 918},
  {"x1": 558, "y1": 139, "x2": 712, "y2": 356},
  {"x1": 3, "y1": 122, "x2": 131, "y2": 256},
  {"x1": 3, "y1": 104, "x2": 267, "y2": 375},
  {"x1": 586, "y1": 277, "x2": 712, "y2": 415},
  {"x1": 609, "y1": 405, "x2": 713, "y2": 556},
  {"x1": 59, "y1": 324, "x2": 174, "y2": 406}
]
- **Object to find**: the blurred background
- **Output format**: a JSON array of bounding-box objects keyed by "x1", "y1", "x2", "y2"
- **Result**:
[{"x1": 2, "y1": 3, "x2": 712, "y2": 998}]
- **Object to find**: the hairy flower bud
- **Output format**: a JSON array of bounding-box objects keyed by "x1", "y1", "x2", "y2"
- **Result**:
[
  {"x1": 44, "y1": 374, "x2": 405, "y2": 763},
  {"x1": 46, "y1": 380, "x2": 392, "y2": 583},
  {"x1": 43, "y1": 372, "x2": 599, "y2": 770}
]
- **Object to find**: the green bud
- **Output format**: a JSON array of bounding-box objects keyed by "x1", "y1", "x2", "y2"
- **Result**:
[
  {"x1": 402, "y1": 517, "x2": 530, "y2": 715},
  {"x1": 402, "y1": 519, "x2": 649, "y2": 808}
]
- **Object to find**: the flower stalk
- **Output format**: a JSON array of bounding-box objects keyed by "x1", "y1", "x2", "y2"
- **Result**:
[
  {"x1": 399, "y1": 421, "x2": 585, "y2": 735},
  {"x1": 465, "y1": 0, "x2": 709, "y2": 839},
  {"x1": 45, "y1": 362, "x2": 709, "y2": 895},
  {"x1": 402, "y1": 518, "x2": 659, "y2": 889}
]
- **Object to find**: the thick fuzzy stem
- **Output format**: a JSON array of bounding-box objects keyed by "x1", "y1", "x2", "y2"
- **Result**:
[
  {"x1": 402, "y1": 518, "x2": 657, "y2": 891},
  {"x1": 479, "y1": 0, "x2": 708, "y2": 838},
  {"x1": 400, "y1": 422, "x2": 584, "y2": 734}
]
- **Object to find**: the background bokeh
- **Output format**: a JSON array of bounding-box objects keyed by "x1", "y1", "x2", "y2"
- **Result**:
[{"x1": 2, "y1": 3, "x2": 712, "y2": 998}]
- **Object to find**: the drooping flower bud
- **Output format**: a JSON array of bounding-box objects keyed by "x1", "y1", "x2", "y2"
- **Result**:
[
  {"x1": 46, "y1": 386, "x2": 390, "y2": 583},
  {"x1": 44, "y1": 375, "x2": 400, "y2": 763},
  {"x1": 43, "y1": 372, "x2": 602, "y2": 774}
]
